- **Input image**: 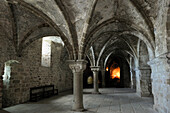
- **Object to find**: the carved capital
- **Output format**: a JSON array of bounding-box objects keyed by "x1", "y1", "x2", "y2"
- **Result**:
[
  {"x1": 67, "y1": 60, "x2": 87, "y2": 73},
  {"x1": 90, "y1": 66, "x2": 100, "y2": 72}
]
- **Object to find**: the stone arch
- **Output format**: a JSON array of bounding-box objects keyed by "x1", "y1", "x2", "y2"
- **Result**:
[
  {"x1": 79, "y1": 0, "x2": 98, "y2": 59},
  {"x1": 82, "y1": 17, "x2": 155, "y2": 59},
  {"x1": 88, "y1": 46, "x2": 96, "y2": 66},
  {"x1": 103, "y1": 50, "x2": 134, "y2": 70},
  {"x1": 100, "y1": 39, "x2": 137, "y2": 66},
  {"x1": 85, "y1": 32, "x2": 139, "y2": 63},
  {"x1": 96, "y1": 36, "x2": 137, "y2": 66},
  {"x1": 16, "y1": 23, "x2": 73, "y2": 60},
  {"x1": 84, "y1": 30, "x2": 154, "y2": 61},
  {"x1": 54, "y1": 0, "x2": 79, "y2": 57},
  {"x1": 19, "y1": 23, "x2": 58, "y2": 50},
  {"x1": 138, "y1": 40, "x2": 150, "y2": 67},
  {"x1": 135, "y1": 40, "x2": 152, "y2": 97},
  {"x1": 86, "y1": 55, "x2": 93, "y2": 67},
  {"x1": 120, "y1": 31, "x2": 155, "y2": 59},
  {"x1": 7, "y1": 0, "x2": 74, "y2": 60}
]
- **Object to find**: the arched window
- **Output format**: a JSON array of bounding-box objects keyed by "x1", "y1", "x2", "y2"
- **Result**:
[
  {"x1": 41, "y1": 38, "x2": 52, "y2": 67},
  {"x1": 41, "y1": 36, "x2": 64, "y2": 67},
  {"x1": 2, "y1": 60, "x2": 19, "y2": 88}
]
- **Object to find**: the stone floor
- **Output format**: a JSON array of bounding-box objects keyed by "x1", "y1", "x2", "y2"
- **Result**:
[{"x1": 3, "y1": 88, "x2": 157, "y2": 113}]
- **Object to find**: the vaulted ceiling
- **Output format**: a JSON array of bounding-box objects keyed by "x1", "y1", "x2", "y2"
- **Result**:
[{"x1": 0, "y1": 0, "x2": 169, "y2": 64}]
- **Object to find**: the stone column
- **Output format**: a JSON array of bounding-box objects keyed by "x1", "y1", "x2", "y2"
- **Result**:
[
  {"x1": 135, "y1": 67, "x2": 152, "y2": 97},
  {"x1": 148, "y1": 55, "x2": 170, "y2": 113},
  {"x1": 67, "y1": 60, "x2": 87, "y2": 112},
  {"x1": 130, "y1": 69, "x2": 134, "y2": 89},
  {"x1": 130, "y1": 69, "x2": 136, "y2": 89},
  {"x1": 129, "y1": 57, "x2": 136, "y2": 89},
  {"x1": 90, "y1": 66, "x2": 100, "y2": 94},
  {"x1": 101, "y1": 69, "x2": 106, "y2": 88}
]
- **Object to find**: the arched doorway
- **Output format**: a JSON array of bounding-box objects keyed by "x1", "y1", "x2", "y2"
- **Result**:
[{"x1": 105, "y1": 56, "x2": 130, "y2": 88}]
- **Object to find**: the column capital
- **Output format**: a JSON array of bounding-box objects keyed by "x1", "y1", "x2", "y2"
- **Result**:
[
  {"x1": 90, "y1": 66, "x2": 100, "y2": 72},
  {"x1": 67, "y1": 60, "x2": 87, "y2": 73}
]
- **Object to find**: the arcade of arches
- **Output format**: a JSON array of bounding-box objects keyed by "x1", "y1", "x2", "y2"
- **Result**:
[{"x1": 0, "y1": 0, "x2": 170, "y2": 113}]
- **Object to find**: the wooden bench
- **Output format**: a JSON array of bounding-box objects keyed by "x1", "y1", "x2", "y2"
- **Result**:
[{"x1": 30, "y1": 85, "x2": 58, "y2": 102}]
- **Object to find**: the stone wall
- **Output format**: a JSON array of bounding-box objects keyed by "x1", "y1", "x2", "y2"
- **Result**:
[
  {"x1": 0, "y1": 33, "x2": 16, "y2": 109},
  {"x1": 2, "y1": 39, "x2": 73, "y2": 107},
  {"x1": 149, "y1": 55, "x2": 170, "y2": 113}
]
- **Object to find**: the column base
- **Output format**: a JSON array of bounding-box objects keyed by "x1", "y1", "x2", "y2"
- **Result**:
[{"x1": 92, "y1": 92, "x2": 101, "y2": 94}]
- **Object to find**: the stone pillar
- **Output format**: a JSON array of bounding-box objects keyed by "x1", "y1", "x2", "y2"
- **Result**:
[
  {"x1": 148, "y1": 54, "x2": 170, "y2": 113},
  {"x1": 134, "y1": 68, "x2": 141, "y2": 96},
  {"x1": 130, "y1": 57, "x2": 136, "y2": 89},
  {"x1": 67, "y1": 60, "x2": 87, "y2": 112},
  {"x1": 135, "y1": 67, "x2": 152, "y2": 97},
  {"x1": 130, "y1": 69, "x2": 134, "y2": 89},
  {"x1": 90, "y1": 66, "x2": 100, "y2": 94},
  {"x1": 101, "y1": 69, "x2": 106, "y2": 88}
]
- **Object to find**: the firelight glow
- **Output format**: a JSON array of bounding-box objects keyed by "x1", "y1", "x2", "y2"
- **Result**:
[
  {"x1": 110, "y1": 67, "x2": 120, "y2": 79},
  {"x1": 106, "y1": 67, "x2": 109, "y2": 71}
]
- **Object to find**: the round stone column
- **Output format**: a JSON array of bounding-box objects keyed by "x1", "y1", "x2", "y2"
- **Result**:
[
  {"x1": 67, "y1": 60, "x2": 87, "y2": 112},
  {"x1": 130, "y1": 69, "x2": 134, "y2": 89},
  {"x1": 90, "y1": 66, "x2": 100, "y2": 94}
]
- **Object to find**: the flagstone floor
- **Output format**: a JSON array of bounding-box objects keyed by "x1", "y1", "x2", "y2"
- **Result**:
[{"x1": 3, "y1": 88, "x2": 157, "y2": 113}]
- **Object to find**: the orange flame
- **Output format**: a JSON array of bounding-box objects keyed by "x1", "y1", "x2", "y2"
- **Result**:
[
  {"x1": 110, "y1": 67, "x2": 120, "y2": 79},
  {"x1": 106, "y1": 67, "x2": 109, "y2": 71}
]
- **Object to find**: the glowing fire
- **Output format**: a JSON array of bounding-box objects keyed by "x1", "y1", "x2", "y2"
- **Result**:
[
  {"x1": 106, "y1": 67, "x2": 109, "y2": 71},
  {"x1": 110, "y1": 67, "x2": 120, "y2": 79}
]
